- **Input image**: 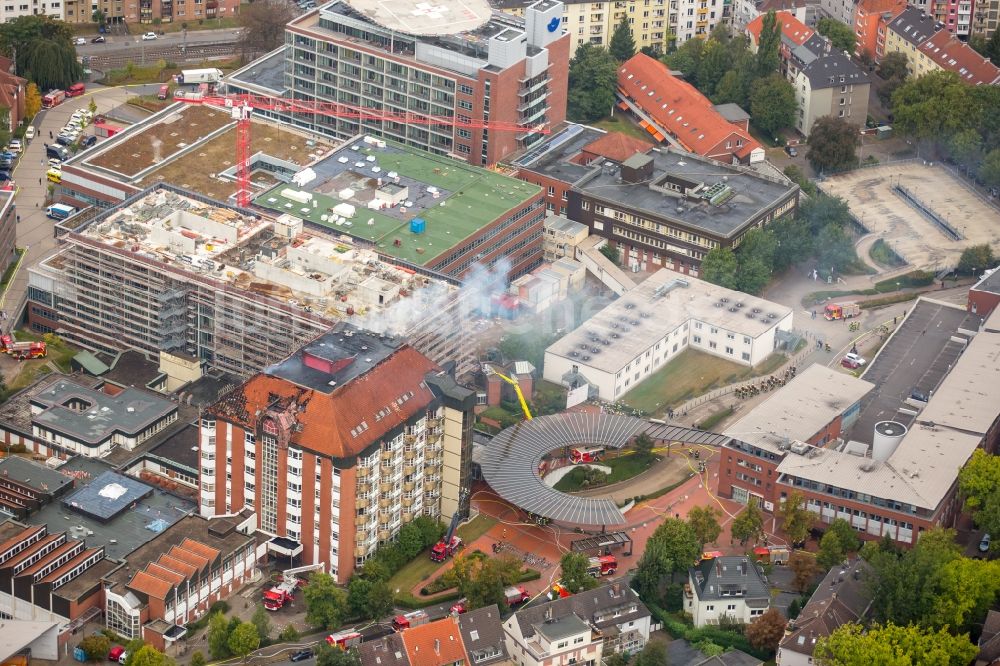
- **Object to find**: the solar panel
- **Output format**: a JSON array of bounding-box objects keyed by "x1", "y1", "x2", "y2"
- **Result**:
[{"x1": 62, "y1": 471, "x2": 155, "y2": 523}]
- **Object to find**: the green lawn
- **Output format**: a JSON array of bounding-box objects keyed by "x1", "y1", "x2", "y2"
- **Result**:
[
  {"x1": 554, "y1": 453, "x2": 658, "y2": 492},
  {"x1": 386, "y1": 514, "x2": 497, "y2": 598},
  {"x1": 622, "y1": 349, "x2": 787, "y2": 416},
  {"x1": 589, "y1": 115, "x2": 656, "y2": 142}
]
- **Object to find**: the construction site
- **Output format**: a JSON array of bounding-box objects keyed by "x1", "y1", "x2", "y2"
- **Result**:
[{"x1": 26, "y1": 185, "x2": 487, "y2": 378}]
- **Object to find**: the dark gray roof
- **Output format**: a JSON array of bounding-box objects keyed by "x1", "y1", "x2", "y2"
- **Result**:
[
  {"x1": 358, "y1": 632, "x2": 410, "y2": 666},
  {"x1": 145, "y1": 422, "x2": 199, "y2": 473},
  {"x1": 534, "y1": 613, "x2": 590, "y2": 641},
  {"x1": 513, "y1": 123, "x2": 607, "y2": 185},
  {"x1": 101, "y1": 350, "x2": 165, "y2": 389},
  {"x1": 667, "y1": 639, "x2": 763, "y2": 666},
  {"x1": 888, "y1": 6, "x2": 939, "y2": 47},
  {"x1": 713, "y1": 104, "x2": 750, "y2": 123},
  {"x1": 61, "y1": 471, "x2": 154, "y2": 522},
  {"x1": 799, "y1": 52, "x2": 870, "y2": 89},
  {"x1": 479, "y1": 413, "x2": 648, "y2": 525},
  {"x1": 513, "y1": 584, "x2": 650, "y2": 636},
  {"x1": 972, "y1": 267, "x2": 1000, "y2": 296},
  {"x1": 457, "y1": 605, "x2": 508, "y2": 665},
  {"x1": 226, "y1": 48, "x2": 288, "y2": 95},
  {"x1": 0, "y1": 456, "x2": 75, "y2": 496},
  {"x1": 780, "y1": 559, "x2": 872, "y2": 657},
  {"x1": 688, "y1": 557, "x2": 770, "y2": 603}
]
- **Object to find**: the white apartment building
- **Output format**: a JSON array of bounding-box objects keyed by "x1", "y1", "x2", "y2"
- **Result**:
[{"x1": 686, "y1": 556, "x2": 771, "y2": 627}]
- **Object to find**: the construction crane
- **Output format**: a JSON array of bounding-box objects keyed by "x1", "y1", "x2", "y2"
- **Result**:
[
  {"x1": 173, "y1": 92, "x2": 551, "y2": 208},
  {"x1": 485, "y1": 366, "x2": 533, "y2": 420}
]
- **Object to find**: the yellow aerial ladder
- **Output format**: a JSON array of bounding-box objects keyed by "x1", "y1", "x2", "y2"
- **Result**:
[{"x1": 486, "y1": 367, "x2": 533, "y2": 420}]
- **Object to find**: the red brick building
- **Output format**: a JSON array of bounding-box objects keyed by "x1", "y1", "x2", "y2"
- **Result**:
[{"x1": 968, "y1": 268, "x2": 1000, "y2": 318}]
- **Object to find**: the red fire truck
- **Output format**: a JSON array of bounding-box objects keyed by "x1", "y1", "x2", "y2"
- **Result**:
[
  {"x1": 326, "y1": 630, "x2": 362, "y2": 650},
  {"x1": 570, "y1": 446, "x2": 605, "y2": 464},
  {"x1": 824, "y1": 302, "x2": 861, "y2": 320},
  {"x1": 42, "y1": 90, "x2": 65, "y2": 108},
  {"x1": 587, "y1": 555, "x2": 618, "y2": 577},
  {"x1": 392, "y1": 610, "x2": 430, "y2": 631},
  {"x1": 261, "y1": 563, "x2": 323, "y2": 611},
  {"x1": 506, "y1": 585, "x2": 531, "y2": 606},
  {"x1": 430, "y1": 513, "x2": 463, "y2": 562},
  {"x1": 0, "y1": 336, "x2": 46, "y2": 360}
]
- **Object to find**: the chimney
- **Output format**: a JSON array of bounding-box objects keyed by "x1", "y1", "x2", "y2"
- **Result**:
[
  {"x1": 434, "y1": 639, "x2": 440, "y2": 654},
  {"x1": 612, "y1": 582, "x2": 621, "y2": 596},
  {"x1": 545, "y1": 607, "x2": 553, "y2": 621}
]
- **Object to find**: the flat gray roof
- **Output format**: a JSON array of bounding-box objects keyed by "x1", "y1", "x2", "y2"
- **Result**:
[
  {"x1": 546, "y1": 270, "x2": 792, "y2": 375},
  {"x1": 972, "y1": 267, "x2": 1000, "y2": 296},
  {"x1": 514, "y1": 124, "x2": 607, "y2": 184},
  {"x1": 227, "y1": 48, "x2": 287, "y2": 95},
  {"x1": 574, "y1": 147, "x2": 798, "y2": 237},
  {"x1": 0, "y1": 457, "x2": 75, "y2": 496},
  {"x1": 724, "y1": 364, "x2": 874, "y2": 455},
  {"x1": 30, "y1": 379, "x2": 178, "y2": 446},
  {"x1": 479, "y1": 413, "x2": 649, "y2": 525}
]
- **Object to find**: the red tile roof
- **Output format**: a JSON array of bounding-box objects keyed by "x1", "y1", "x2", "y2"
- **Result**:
[
  {"x1": 179, "y1": 538, "x2": 220, "y2": 563},
  {"x1": 127, "y1": 570, "x2": 174, "y2": 599},
  {"x1": 39, "y1": 547, "x2": 103, "y2": 584},
  {"x1": 747, "y1": 11, "x2": 814, "y2": 46},
  {"x1": 211, "y1": 345, "x2": 439, "y2": 459},
  {"x1": 581, "y1": 131, "x2": 654, "y2": 163},
  {"x1": 145, "y1": 562, "x2": 187, "y2": 585},
  {"x1": 0, "y1": 526, "x2": 45, "y2": 563},
  {"x1": 157, "y1": 554, "x2": 199, "y2": 578},
  {"x1": 617, "y1": 54, "x2": 761, "y2": 161},
  {"x1": 167, "y1": 545, "x2": 210, "y2": 572},
  {"x1": 401, "y1": 616, "x2": 467, "y2": 666},
  {"x1": 919, "y1": 29, "x2": 1000, "y2": 85}
]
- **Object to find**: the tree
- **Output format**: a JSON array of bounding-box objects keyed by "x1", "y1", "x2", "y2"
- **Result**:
[
  {"x1": 568, "y1": 43, "x2": 619, "y2": 122},
  {"x1": 228, "y1": 622, "x2": 260, "y2": 662},
  {"x1": 750, "y1": 73, "x2": 796, "y2": 136},
  {"x1": 240, "y1": 0, "x2": 297, "y2": 52},
  {"x1": 816, "y1": 531, "x2": 845, "y2": 570},
  {"x1": 731, "y1": 502, "x2": 763, "y2": 545},
  {"x1": 128, "y1": 646, "x2": 171, "y2": 666},
  {"x1": 663, "y1": 38, "x2": 704, "y2": 78},
  {"x1": 815, "y1": 224, "x2": 857, "y2": 273},
  {"x1": 633, "y1": 432, "x2": 655, "y2": 457},
  {"x1": 79, "y1": 635, "x2": 111, "y2": 661},
  {"x1": 826, "y1": 519, "x2": 860, "y2": 554},
  {"x1": 736, "y1": 256, "x2": 772, "y2": 295},
  {"x1": 25, "y1": 82, "x2": 41, "y2": 119},
  {"x1": 467, "y1": 555, "x2": 522, "y2": 610},
  {"x1": 946, "y1": 128, "x2": 982, "y2": 167},
  {"x1": 756, "y1": 11, "x2": 781, "y2": 77},
  {"x1": 609, "y1": 16, "x2": 636, "y2": 62},
  {"x1": 958, "y1": 449, "x2": 1000, "y2": 535},
  {"x1": 604, "y1": 653, "x2": 629, "y2": 666},
  {"x1": 745, "y1": 607, "x2": 787, "y2": 653},
  {"x1": 712, "y1": 70, "x2": 746, "y2": 106},
  {"x1": 877, "y1": 51, "x2": 909, "y2": 80},
  {"x1": 0, "y1": 16, "x2": 80, "y2": 90},
  {"x1": 397, "y1": 522, "x2": 426, "y2": 560},
  {"x1": 697, "y1": 39, "x2": 730, "y2": 95},
  {"x1": 560, "y1": 552, "x2": 600, "y2": 594},
  {"x1": 807, "y1": 116, "x2": 859, "y2": 172},
  {"x1": 799, "y1": 193, "x2": 852, "y2": 234},
  {"x1": 770, "y1": 216, "x2": 814, "y2": 273},
  {"x1": 303, "y1": 573, "x2": 349, "y2": 630},
  {"x1": 250, "y1": 605, "x2": 271, "y2": 643},
  {"x1": 779, "y1": 491, "x2": 814, "y2": 546},
  {"x1": 981, "y1": 148, "x2": 1000, "y2": 189},
  {"x1": 277, "y1": 625, "x2": 299, "y2": 643},
  {"x1": 413, "y1": 515, "x2": 445, "y2": 549},
  {"x1": 816, "y1": 18, "x2": 857, "y2": 53},
  {"x1": 891, "y1": 71, "x2": 979, "y2": 141},
  {"x1": 599, "y1": 242, "x2": 621, "y2": 264},
  {"x1": 788, "y1": 551, "x2": 821, "y2": 594},
  {"x1": 316, "y1": 644, "x2": 360, "y2": 666},
  {"x1": 814, "y1": 622, "x2": 977, "y2": 666},
  {"x1": 633, "y1": 640, "x2": 670, "y2": 666},
  {"x1": 649, "y1": 518, "x2": 701, "y2": 579},
  {"x1": 700, "y1": 247, "x2": 738, "y2": 289},
  {"x1": 122, "y1": 638, "x2": 146, "y2": 666},
  {"x1": 189, "y1": 653, "x2": 205, "y2": 666},
  {"x1": 687, "y1": 505, "x2": 722, "y2": 549},
  {"x1": 930, "y1": 557, "x2": 1000, "y2": 632},
  {"x1": 92, "y1": 8, "x2": 105, "y2": 23},
  {"x1": 985, "y1": 27, "x2": 1000, "y2": 67},
  {"x1": 207, "y1": 611, "x2": 231, "y2": 660}
]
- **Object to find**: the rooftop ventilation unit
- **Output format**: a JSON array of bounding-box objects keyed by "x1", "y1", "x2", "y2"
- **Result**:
[
  {"x1": 735, "y1": 302, "x2": 744, "y2": 308},
  {"x1": 752, "y1": 307, "x2": 762, "y2": 314},
  {"x1": 768, "y1": 313, "x2": 777, "y2": 319},
  {"x1": 721, "y1": 297, "x2": 729, "y2": 303},
  {"x1": 582, "y1": 355, "x2": 591, "y2": 361},
  {"x1": 624, "y1": 303, "x2": 635, "y2": 310},
  {"x1": 729, "y1": 307, "x2": 739, "y2": 313}
]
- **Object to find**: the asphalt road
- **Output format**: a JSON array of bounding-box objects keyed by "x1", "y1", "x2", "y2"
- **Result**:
[{"x1": 76, "y1": 27, "x2": 245, "y2": 55}]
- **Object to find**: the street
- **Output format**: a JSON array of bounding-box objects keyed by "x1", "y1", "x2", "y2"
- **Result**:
[
  {"x1": 75, "y1": 27, "x2": 244, "y2": 55},
  {"x1": 4, "y1": 83, "x2": 162, "y2": 332}
]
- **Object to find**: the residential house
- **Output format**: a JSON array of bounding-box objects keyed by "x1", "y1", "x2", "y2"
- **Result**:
[
  {"x1": 358, "y1": 608, "x2": 509, "y2": 665},
  {"x1": 457, "y1": 606, "x2": 511, "y2": 665},
  {"x1": 732, "y1": 0, "x2": 808, "y2": 34},
  {"x1": 0, "y1": 57, "x2": 27, "y2": 135},
  {"x1": 401, "y1": 617, "x2": 469, "y2": 666},
  {"x1": 978, "y1": 610, "x2": 1000, "y2": 666},
  {"x1": 884, "y1": 6, "x2": 1000, "y2": 82},
  {"x1": 617, "y1": 53, "x2": 764, "y2": 164},
  {"x1": 853, "y1": 0, "x2": 908, "y2": 59},
  {"x1": 668, "y1": 639, "x2": 764, "y2": 665},
  {"x1": 747, "y1": 12, "x2": 870, "y2": 135},
  {"x1": 685, "y1": 556, "x2": 770, "y2": 627},
  {"x1": 777, "y1": 559, "x2": 873, "y2": 666}
]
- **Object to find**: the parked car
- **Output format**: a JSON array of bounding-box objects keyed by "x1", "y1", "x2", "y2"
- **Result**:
[
  {"x1": 80, "y1": 135, "x2": 97, "y2": 148},
  {"x1": 0, "y1": 172, "x2": 11, "y2": 182},
  {"x1": 141, "y1": 32, "x2": 157, "y2": 40},
  {"x1": 56, "y1": 135, "x2": 76, "y2": 146},
  {"x1": 981, "y1": 533, "x2": 992, "y2": 553},
  {"x1": 91, "y1": 35, "x2": 106, "y2": 43},
  {"x1": 843, "y1": 353, "x2": 866, "y2": 366},
  {"x1": 785, "y1": 146, "x2": 798, "y2": 157},
  {"x1": 289, "y1": 650, "x2": 313, "y2": 662},
  {"x1": 8, "y1": 139, "x2": 21, "y2": 153},
  {"x1": 45, "y1": 144, "x2": 69, "y2": 160},
  {"x1": 0, "y1": 151, "x2": 15, "y2": 160},
  {"x1": 841, "y1": 356, "x2": 862, "y2": 370},
  {"x1": 24, "y1": 126, "x2": 35, "y2": 140},
  {"x1": 74, "y1": 37, "x2": 86, "y2": 45},
  {"x1": 48, "y1": 158, "x2": 62, "y2": 168}
]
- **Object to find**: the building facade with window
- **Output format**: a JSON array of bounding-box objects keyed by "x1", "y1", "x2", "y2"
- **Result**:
[
  {"x1": 543, "y1": 270, "x2": 793, "y2": 401},
  {"x1": 686, "y1": 556, "x2": 770, "y2": 627},
  {"x1": 225, "y1": 0, "x2": 569, "y2": 168},
  {"x1": 884, "y1": 6, "x2": 1000, "y2": 83},
  {"x1": 200, "y1": 324, "x2": 475, "y2": 582}
]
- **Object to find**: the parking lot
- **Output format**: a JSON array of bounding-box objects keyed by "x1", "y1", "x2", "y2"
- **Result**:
[
  {"x1": 820, "y1": 162, "x2": 1000, "y2": 271},
  {"x1": 848, "y1": 299, "x2": 980, "y2": 441}
]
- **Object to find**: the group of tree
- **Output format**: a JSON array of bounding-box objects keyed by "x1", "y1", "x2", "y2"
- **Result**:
[
  {"x1": 730, "y1": 501, "x2": 764, "y2": 545},
  {"x1": 875, "y1": 51, "x2": 909, "y2": 107},
  {"x1": 558, "y1": 551, "x2": 601, "y2": 594},
  {"x1": 605, "y1": 639, "x2": 671, "y2": 666},
  {"x1": 0, "y1": 15, "x2": 83, "y2": 90},
  {"x1": 567, "y1": 42, "x2": 621, "y2": 122},
  {"x1": 634, "y1": 517, "x2": 701, "y2": 608},
  {"x1": 958, "y1": 449, "x2": 1000, "y2": 543},
  {"x1": 891, "y1": 70, "x2": 1000, "y2": 188},
  {"x1": 816, "y1": 518, "x2": 861, "y2": 569},
  {"x1": 239, "y1": 0, "x2": 298, "y2": 53},
  {"x1": 806, "y1": 116, "x2": 860, "y2": 173},
  {"x1": 816, "y1": 622, "x2": 977, "y2": 665},
  {"x1": 956, "y1": 244, "x2": 996, "y2": 276},
  {"x1": 815, "y1": 18, "x2": 857, "y2": 54},
  {"x1": 207, "y1": 612, "x2": 262, "y2": 661},
  {"x1": 662, "y1": 15, "x2": 796, "y2": 136},
  {"x1": 316, "y1": 643, "x2": 361, "y2": 666},
  {"x1": 359, "y1": 516, "x2": 445, "y2": 581},
  {"x1": 970, "y1": 27, "x2": 1000, "y2": 67},
  {"x1": 441, "y1": 552, "x2": 526, "y2": 610},
  {"x1": 79, "y1": 635, "x2": 176, "y2": 666}
]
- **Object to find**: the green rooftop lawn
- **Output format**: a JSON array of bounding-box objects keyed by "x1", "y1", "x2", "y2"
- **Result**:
[{"x1": 254, "y1": 144, "x2": 540, "y2": 266}]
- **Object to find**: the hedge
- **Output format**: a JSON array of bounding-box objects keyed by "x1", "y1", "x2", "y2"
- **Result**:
[
  {"x1": 646, "y1": 602, "x2": 770, "y2": 661},
  {"x1": 402, "y1": 568, "x2": 542, "y2": 610}
]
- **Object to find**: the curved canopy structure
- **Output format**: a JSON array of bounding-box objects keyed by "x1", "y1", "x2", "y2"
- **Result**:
[{"x1": 479, "y1": 412, "x2": 649, "y2": 526}]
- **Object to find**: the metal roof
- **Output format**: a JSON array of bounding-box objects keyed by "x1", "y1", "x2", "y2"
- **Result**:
[
  {"x1": 479, "y1": 413, "x2": 649, "y2": 526},
  {"x1": 643, "y1": 423, "x2": 731, "y2": 447}
]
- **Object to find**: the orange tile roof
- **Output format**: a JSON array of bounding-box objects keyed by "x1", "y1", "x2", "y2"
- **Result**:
[
  {"x1": 401, "y1": 616, "x2": 467, "y2": 666},
  {"x1": 6, "y1": 534, "x2": 63, "y2": 570},
  {"x1": 39, "y1": 547, "x2": 102, "y2": 584},
  {"x1": 212, "y1": 345, "x2": 439, "y2": 459},
  {"x1": 167, "y1": 545, "x2": 209, "y2": 572},
  {"x1": 179, "y1": 538, "x2": 220, "y2": 563},
  {"x1": 856, "y1": 0, "x2": 905, "y2": 15},
  {"x1": 618, "y1": 54, "x2": 761, "y2": 161},
  {"x1": 0, "y1": 526, "x2": 45, "y2": 562},
  {"x1": 145, "y1": 562, "x2": 187, "y2": 585},
  {"x1": 919, "y1": 30, "x2": 1000, "y2": 85},
  {"x1": 18, "y1": 540, "x2": 80, "y2": 577},
  {"x1": 582, "y1": 131, "x2": 654, "y2": 163},
  {"x1": 746, "y1": 11, "x2": 814, "y2": 46},
  {"x1": 127, "y1": 570, "x2": 174, "y2": 599},
  {"x1": 157, "y1": 554, "x2": 199, "y2": 578}
]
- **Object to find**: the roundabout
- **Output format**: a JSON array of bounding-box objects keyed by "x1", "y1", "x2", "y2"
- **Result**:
[{"x1": 479, "y1": 413, "x2": 734, "y2": 526}]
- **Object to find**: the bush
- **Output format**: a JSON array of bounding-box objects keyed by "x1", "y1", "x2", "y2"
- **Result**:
[
  {"x1": 186, "y1": 600, "x2": 230, "y2": 632},
  {"x1": 647, "y1": 603, "x2": 770, "y2": 661},
  {"x1": 869, "y1": 239, "x2": 905, "y2": 268}
]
